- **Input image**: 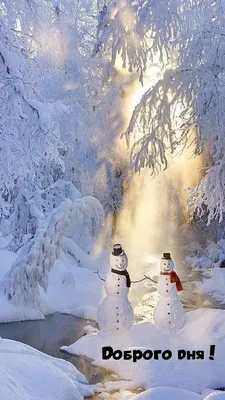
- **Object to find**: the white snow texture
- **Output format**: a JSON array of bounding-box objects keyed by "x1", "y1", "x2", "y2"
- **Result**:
[{"x1": 0, "y1": 338, "x2": 97, "y2": 400}]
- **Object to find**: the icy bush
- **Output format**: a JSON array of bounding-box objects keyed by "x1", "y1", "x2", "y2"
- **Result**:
[
  {"x1": 0, "y1": 196, "x2": 104, "y2": 309},
  {"x1": 185, "y1": 239, "x2": 225, "y2": 270},
  {"x1": 4, "y1": 181, "x2": 83, "y2": 252}
]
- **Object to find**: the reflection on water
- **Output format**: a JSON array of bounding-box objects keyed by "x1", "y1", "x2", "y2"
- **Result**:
[{"x1": 0, "y1": 313, "x2": 106, "y2": 384}]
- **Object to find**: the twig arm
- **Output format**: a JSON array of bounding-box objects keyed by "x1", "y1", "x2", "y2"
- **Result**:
[
  {"x1": 131, "y1": 276, "x2": 148, "y2": 284},
  {"x1": 144, "y1": 275, "x2": 158, "y2": 284},
  {"x1": 94, "y1": 269, "x2": 106, "y2": 282}
]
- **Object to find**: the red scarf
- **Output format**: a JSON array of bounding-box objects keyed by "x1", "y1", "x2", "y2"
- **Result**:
[{"x1": 160, "y1": 271, "x2": 183, "y2": 291}]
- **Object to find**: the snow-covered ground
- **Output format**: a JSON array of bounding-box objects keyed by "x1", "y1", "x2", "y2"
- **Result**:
[
  {"x1": 0, "y1": 337, "x2": 100, "y2": 400},
  {"x1": 0, "y1": 248, "x2": 105, "y2": 323},
  {"x1": 107, "y1": 387, "x2": 225, "y2": 400},
  {"x1": 194, "y1": 268, "x2": 225, "y2": 305},
  {"x1": 62, "y1": 308, "x2": 225, "y2": 398},
  {"x1": 2, "y1": 247, "x2": 225, "y2": 400},
  {"x1": 186, "y1": 240, "x2": 225, "y2": 305}
]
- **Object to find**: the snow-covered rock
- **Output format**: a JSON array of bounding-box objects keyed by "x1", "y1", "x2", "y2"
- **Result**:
[{"x1": 0, "y1": 338, "x2": 99, "y2": 400}]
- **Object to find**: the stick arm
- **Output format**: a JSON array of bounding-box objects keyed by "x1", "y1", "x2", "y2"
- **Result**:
[
  {"x1": 94, "y1": 269, "x2": 106, "y2": 282},
  {"x1": 131, "y1": 276, "x2": 148, "y2": 284},
  {"x1": 144, "y1": 275, "x2": 158, "y2": 284}
]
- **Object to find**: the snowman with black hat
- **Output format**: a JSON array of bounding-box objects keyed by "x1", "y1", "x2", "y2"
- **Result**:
[
  {"x1": 97, "y1": 244, "x2": 134, "y2": 336},
  {"x1": 153, "y1": 253, "x2": 185, "y2": 332}
]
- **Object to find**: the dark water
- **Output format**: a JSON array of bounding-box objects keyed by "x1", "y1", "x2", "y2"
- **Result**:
[{"x1": 0, "y1": 313, "x2": 106, "y2": 384}]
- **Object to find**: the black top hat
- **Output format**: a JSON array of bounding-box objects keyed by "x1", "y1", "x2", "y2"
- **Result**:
[
  {"x1": 162, "y1": 253, "x2": 171, "y2": 260},
  {"x1": 112, "y1": 244, "x2": 124, "y2": 256}
]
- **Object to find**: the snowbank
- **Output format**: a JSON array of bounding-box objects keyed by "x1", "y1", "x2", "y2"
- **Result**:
[
  {"x1": 121, "y1": 387, "x2": 203, "y2": 400},
  {"x1": 0, "y1": 248, "x2": 104, "y2": 322},
  {"x1": 185, "y1": 240, "x2": 225, "y2": 304},
  {"x1": 194, "y1": 268, "x2": 225, "y2": 305},
  {"x1": 62, "y1": 308, "x2": 225, "y2": 394},
  {"x1": 204, "y1": 394, "x2": 225, "y2": 400},
  {"x1": 0, "y1": 338, "x2": 99, "y2": 400},
  {"x1": 114, "y1": 387, "x2": 225, "y2": 399}
]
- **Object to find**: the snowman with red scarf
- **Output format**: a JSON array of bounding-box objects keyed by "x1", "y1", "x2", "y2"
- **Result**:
[{"x1": 153, "y1": 253, "x2": 185, "y2": 332}]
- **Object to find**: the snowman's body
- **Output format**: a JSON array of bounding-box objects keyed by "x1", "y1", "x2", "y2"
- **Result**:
[
  {"x1": 97, "y1": 251, "x2": 134, "y2": 336},
  {"x1": 153, "y1": 257, "x2": 185, "y2": 332}
]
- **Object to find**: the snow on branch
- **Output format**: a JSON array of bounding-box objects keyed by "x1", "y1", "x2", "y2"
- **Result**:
[
  {"x1": 130, "y1": 132, "x2": 168, "y2": 175},
  {"x1": 94, "y1": 2, "x2": 149, "y2": 83},
  {"x1": 117, "y1": 0, "x2": 225, "y2": 225},
  {"x1": 125, "y1": 68, "x2": 202, "y2": 174},
  {"x1": 0, "y1": 197, "x2": 104, "y2": 309},
  {"x1": 187, "y1": 160, "x2": 225, "y2": 225},
  {"x1": 94, "y1": 0, "x2": 182, "y2": 81}
]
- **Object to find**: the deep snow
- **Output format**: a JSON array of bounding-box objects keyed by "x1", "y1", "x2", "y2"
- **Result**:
[
  {"x1": 2, "y1": 249, "x2": 225, "y2": 400},
  {"x1": 62, "y1": 308, "x2": 225, "y2": 396},
  {"x1": 194, "y1": 268, "x2": 225, "y2": 305},
  {"x1": 0, "y1": 337, "x2": 100, "y2": 400},
  {"x1": 108, "y1": 387, "x2": 225, "y2": 400},
  {"x1": 0, "y1": 248, "x2": 104, "y2": 322},
  {"x1": 185, "y1": 239, "x2": 225, "y2": 306}
]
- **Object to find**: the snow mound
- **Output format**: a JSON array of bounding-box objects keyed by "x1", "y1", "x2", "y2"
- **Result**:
[
  {"x1": 0, "y1": 245, "x2": 103, "y2": 322},
  {"x1": 204, "y1": 393, "x2": 225, "y2": 399},
  {"x1": 0, "y1": 338, "x2": 98, "y2": 400},
  {"x1": 195, "y1": 268, "x2": 225, "y2": 305},
  {"x1": 127, "y1": 387, "x2": 202, "y2": 399},
  {"x1": 62, "y1": 308, "x2": 225, "y2": 394}
]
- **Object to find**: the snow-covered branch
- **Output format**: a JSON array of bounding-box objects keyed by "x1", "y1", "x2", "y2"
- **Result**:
[
  {"x1": 0, "y1": 197, "x2": 104, "y2": 309},
  {"x1": 98, "y1": 0, "x2": 225, "y2": 223}
]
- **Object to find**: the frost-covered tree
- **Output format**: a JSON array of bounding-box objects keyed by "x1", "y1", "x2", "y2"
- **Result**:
[
  {"x1": 0, "y1": 196, "x2": 104, "y2": 309},
  {"x1": 0, "y1": 1, "x2": 109, "y2": 312},
  {"x1": 0, "y1": 0, "x2": 103, "y2": 249},
  {"x1": 94, "y1": 0, "x2": 225, "y2": 226},
  {"x1": 0, "y1": 3, "x2": 68, "y2": 224}
]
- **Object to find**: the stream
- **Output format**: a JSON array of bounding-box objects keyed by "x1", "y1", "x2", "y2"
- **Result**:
[
  {"x1": 0, "y1": 263, "x2": 221, "y2": 397},
  {"x1": 0, "y1": 313, "x2": 108, "y2": 385}
]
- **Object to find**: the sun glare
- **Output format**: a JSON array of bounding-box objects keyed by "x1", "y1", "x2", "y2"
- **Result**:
[{"x1": 111, "y1": 57, "x2": 203, "y2": 284}]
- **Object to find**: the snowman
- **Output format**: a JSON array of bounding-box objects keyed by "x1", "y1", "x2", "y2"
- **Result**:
[
  {"x1": 153, "y1": 253, "x2": 185, "y2": 332},
  {"x1": 97, "y1": 244, "x2": 134, "y2": 336}
]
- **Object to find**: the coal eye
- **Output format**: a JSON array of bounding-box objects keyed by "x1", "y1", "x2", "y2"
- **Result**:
[{"x1": 164, "y1": 263, "x2": 166, "y2": 265}]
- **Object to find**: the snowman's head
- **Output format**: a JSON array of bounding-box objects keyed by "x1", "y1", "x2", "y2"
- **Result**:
[
  {"x1": 110, "y1": 244, "x2": 128, "y2": 271},
  {"x1": 160, "y1": 253, "x2": 174, "y2": 272},
  {"x1": 110, "y1": 252, "x2": 128, "y2": 271}
]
